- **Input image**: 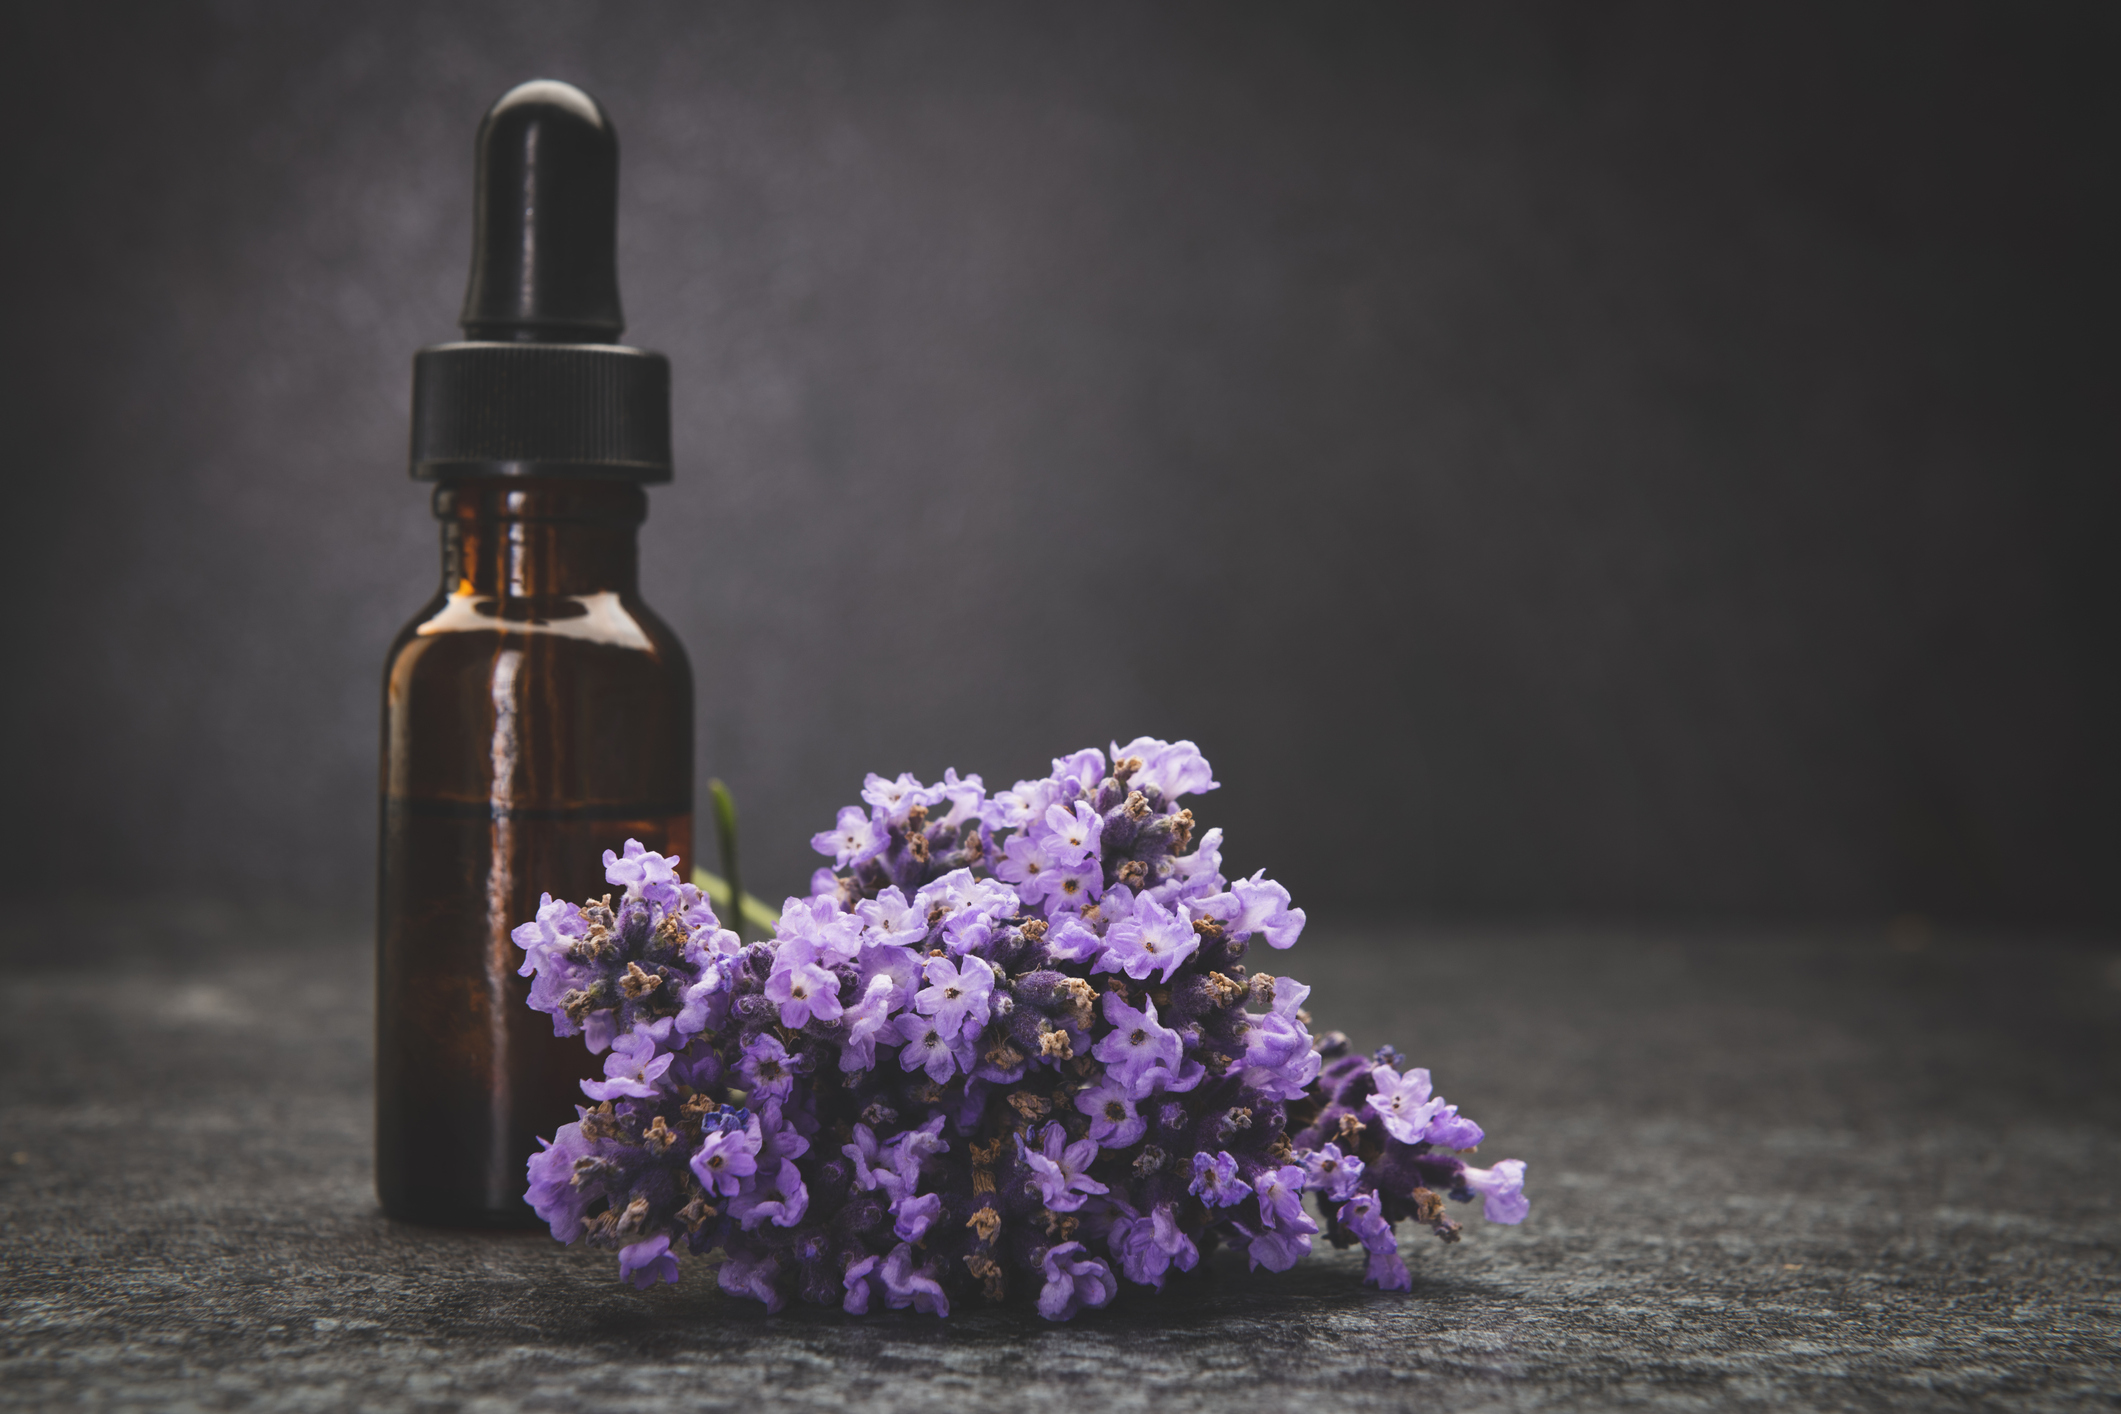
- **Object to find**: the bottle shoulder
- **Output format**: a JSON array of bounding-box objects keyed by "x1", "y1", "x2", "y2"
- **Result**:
[
  {"x1": 380, "y1": 588, "x2": 692, "y2": 804},
  {"x1": 386, "y1": 591, "x2": 690, "y2": 672}
]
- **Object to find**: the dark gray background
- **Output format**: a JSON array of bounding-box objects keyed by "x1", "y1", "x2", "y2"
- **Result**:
[{"x1": 5, "y1": 3, "x2": 2115, "y2": 928}]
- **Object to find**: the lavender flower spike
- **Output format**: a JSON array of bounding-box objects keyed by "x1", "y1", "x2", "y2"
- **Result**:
[{"x1": 517, "y1": 741, "x2": 1528, "y2": 1319}]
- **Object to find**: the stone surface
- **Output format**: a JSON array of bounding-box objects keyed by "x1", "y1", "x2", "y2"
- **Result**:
[{"x1": 2, "y1": 912, "x2": 2117, "y2": 1411}]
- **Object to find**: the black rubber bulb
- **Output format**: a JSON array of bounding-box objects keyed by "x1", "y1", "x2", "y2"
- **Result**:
[{"x1": 459, "y1": 80, "x2": 625, "y2": 343}]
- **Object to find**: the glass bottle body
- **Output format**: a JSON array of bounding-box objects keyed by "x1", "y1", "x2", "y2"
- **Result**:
[{"x1": 376, "y1": 479, "x2": 692, "y2": 1227}]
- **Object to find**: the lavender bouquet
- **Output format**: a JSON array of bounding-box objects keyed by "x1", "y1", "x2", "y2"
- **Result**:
[{"x1": 514, "y1": 738, "x2": 1527, "y2": 1318}]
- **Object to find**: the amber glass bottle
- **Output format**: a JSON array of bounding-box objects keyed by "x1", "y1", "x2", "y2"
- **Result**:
[{"x1": 376, "y1": 81, "x2": 690, "y2": 1227}]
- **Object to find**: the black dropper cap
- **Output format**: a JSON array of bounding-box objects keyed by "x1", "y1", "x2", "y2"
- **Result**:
[{"x1": 410, "y1": 80, "x2": 672, "y2": 482}]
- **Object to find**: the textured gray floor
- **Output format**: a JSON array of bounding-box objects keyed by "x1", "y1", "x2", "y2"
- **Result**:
[{"x1": 2, "y1": 909, "x2": 2116, "y2": 1411}]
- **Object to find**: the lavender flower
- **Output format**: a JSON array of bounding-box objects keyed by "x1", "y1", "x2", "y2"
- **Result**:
[
  {"x1": 1460, "y1": 1159, "x2": 1531, "y2": 1224},
  {"x1": 1302, "y1": 1143, "x2": 1366, "y2": 1202},
  {"x1": 1238, "y1": 1223, "x2": 1314, "y2": 1273},
  {"x1": 1091, "y1": 991, "x2": 1182, "y2": 1089},
  {"x1": 1341, "y1": 1190, "x2": 1397, "y2": 1254},
  {"x1": 1209, "y1": 871, "x2": 1307, "y2": 950},
  {"x1": 1042, "y1": 915, "x2": 1103, "y2": 963},
  {"x1": 776, "y1": 894, "x2": 863, "y2": 963},
  {"x1": 894, "y1": 1013, "x2": 971, "y2": 1084},
  {"x1": 516, "y1": 738, "x2": 1528, "y2": 1320},
  {"x1": 1096, "y1": 895, "x2": 1199, "y2": 982},
  {"x1": 1190, "y1": 1150, "x2": 1249, "y2": 1208},
  {"x1": 862, "y1": 772, "x2": 928, "y2": 821},
  {"x1": 1111, "y1": 736, "x2": 1217, "y2": 800},
  {"x1": 813, "y1": 806, "x2": 885, "y2": 868},
  {"x1": 893, "y1": 1191, "x2": 942, "y2": 1243},
  {"x1": 1250, "y1": 1165, "x2": 1308, "y2": 1231},
  {"x1": 1367, "y1": 1063, "x2": 1446, "y2": 1144},
  {"x1": 738, "y1": 1033, "x2": 800, "y2": 1102},
  {"x1": 524, "y1": 1123, "x2": 598, "y2": 1241},
  {"x1": 1112, "y1": 1205, "x2": 1200, "y2": 1289},
  {"x1": 1021, "y1": 1122, "x2": 1108, "y2": 1211},
  {"x1": 881, "y1": 1244, "x2": 950, "y2": 1316},
  {"x1": 719, "y1": 1251, "x2": 784, "y2": 1312},
  {"x1": 1242, "y1": 1006, "x2": 1321, "y2": 1102},
  {"x1": 764, "y1": 943, "x2": 842, "y2": 1029},
  {"x1": 1038, "y1": 801, "x2": 1103, "y2": 866},
  {"x1": 855, "y1": 887, "x2": 927, "y2": 949},
  {"x1": 1044, "y1": 858, "x2": 1103, "y2": 913},
  {"x1": 689, "y1": 1112, "x2": 761, "y2": 1196},
  {"x1": 838, "y1": 974, "x2": 900, "y2": 1072},
  {"x1": 581, "y1": 1027, "x2": 673, "y2": 1101},
  {"x1": 1366, "y1": 1249, "x2": 1413, "y2": 1291},
  {"x1": 1038, "y1": 1242, "x2": 1119, "y2": 1321},
  {"x1": 915, "y1": 955, "x2": 994, "y2": 1038},
  {"x1": 1424, "y1": 1105, "x2": 1485, "y2": 1151},
  {"x1": 842, "y1": 1254, "x2": 882, "y2": 1315},
  {"x1": 995, "y1": 833, "x2": 1060, "y2": 905},
  {"x1": 1075, "y1": 1076, "x2": 1148, "y2": 1149},
  {"x1": 619, "y1": 1234, "x2": 680, "y2": 1290},
  {"x1": 728, "y1": 1158, "x2": 809, "y2": 1230},
  {"x1": 603, "y1": 840, "x2": 684, "y2": 908}
]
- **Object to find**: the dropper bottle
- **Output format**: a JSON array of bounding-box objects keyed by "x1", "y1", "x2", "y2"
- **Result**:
[{"x1": 376, "y1": 80, "x2": 692, "y2": 1227}]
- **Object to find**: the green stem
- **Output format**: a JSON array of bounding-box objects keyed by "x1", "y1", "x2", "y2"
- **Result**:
[{"x1": 709, "y1": 778, "x2": 745, "y2": 940}]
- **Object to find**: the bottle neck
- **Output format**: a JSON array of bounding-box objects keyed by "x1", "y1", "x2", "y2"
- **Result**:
[{"x1": 435, "y1": 479, "x2": 644, "y2": 598}]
